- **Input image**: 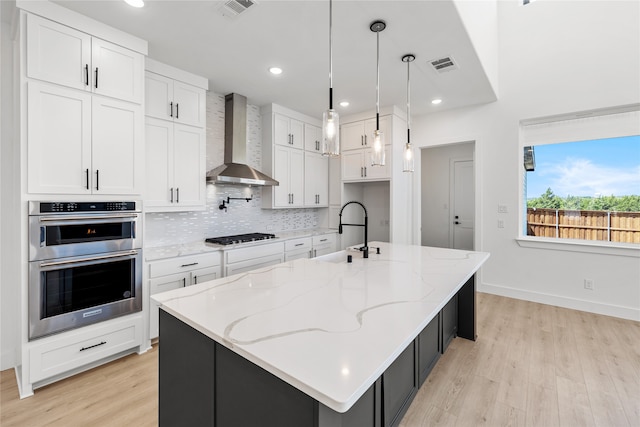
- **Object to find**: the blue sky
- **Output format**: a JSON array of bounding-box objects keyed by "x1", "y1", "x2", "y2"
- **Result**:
[{"x1": 526, "y1": 135, "x2": 640, "y2": 199}]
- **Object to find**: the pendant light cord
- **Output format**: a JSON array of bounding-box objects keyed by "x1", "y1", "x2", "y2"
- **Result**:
[
  {"x1": 376, "y1": 29, "x2": 380, "y2": 130},
  {"x1": 328, "y1": 0, "x2": 333, "y2": 110},
  {"x1": 406, "y1": 58, "x2": 411, "y2": 144}
]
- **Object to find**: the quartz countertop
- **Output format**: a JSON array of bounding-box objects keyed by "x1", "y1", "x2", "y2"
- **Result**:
[
  {"x1": 152, "y1": 242, "x2": 489, "y2": 413},
  {"x1": 145, "y1": 228, "x2": 336, "y2": 261}
]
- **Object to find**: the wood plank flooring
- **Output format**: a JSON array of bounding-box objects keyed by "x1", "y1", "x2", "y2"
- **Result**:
[{"x1": 1, "y1": 293, "x2": 638, "y2": 427}]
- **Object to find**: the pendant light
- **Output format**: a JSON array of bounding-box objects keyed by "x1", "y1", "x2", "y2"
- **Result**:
[
  {"x1": 322, "y1": 0, "x2": 340, "y2": 157},
  {"x1": 370, "y1": 20, "x2": 386, "y2": 166},
  {"x1": 402, "y1": 54, "x2": 415, "y2": 172}
]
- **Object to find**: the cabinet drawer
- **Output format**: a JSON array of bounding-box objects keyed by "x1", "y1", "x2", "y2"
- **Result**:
[
  {"x1": 149, "y1": 252, "x2": 221, "y2": 278},
  {"x1": 29, "y1": 315, "x2": 141, "y2": 383},
  {"x1": 313, "y1": 233, "x2": 336, "y2": 247},
  {"x1": 285, "y1": 237, "x2": 312, "y2": 252},
  {"x1": 225, "y1": 242, "x2": 284, "y2": 264},
  {"x1": 225, "y1": 253, "x2": 285, "y2": 277}
]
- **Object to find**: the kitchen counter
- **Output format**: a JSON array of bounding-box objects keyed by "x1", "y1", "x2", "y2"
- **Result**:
[
  {"x1": 153, "y1": 242, "x2": 489, "y2": 426},
  {"x1": 144, "y1": 228, "x2": 336, "y2": 261}
]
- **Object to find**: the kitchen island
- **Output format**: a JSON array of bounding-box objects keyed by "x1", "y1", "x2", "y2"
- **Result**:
[{"x1": 153, "y1": 242, "x2": 489, "y2": 427}]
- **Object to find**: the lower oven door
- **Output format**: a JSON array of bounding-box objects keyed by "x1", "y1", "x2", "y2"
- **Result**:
[{"x1": 29, "y1": 249, "x2": 142, "y2": 340}]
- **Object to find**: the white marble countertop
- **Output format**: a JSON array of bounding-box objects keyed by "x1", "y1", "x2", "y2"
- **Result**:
[
  {"x1": 152, "y1": 242, "x2": 489, "y2": 413},
  {"x1": 145, "y1": 228, "x2": 337, "y2": 261}
]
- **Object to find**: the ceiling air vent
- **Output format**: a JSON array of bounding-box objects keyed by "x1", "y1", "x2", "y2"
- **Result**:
[
  {"x1": 219, "y1": 0, "x2": 256, "y2": 18},
  {"x1": 429, "y1": 56, "x2": 459, "y2": 73}
]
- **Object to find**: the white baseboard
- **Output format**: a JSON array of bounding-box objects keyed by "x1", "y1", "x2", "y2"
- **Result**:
[{"x1": 479, "y1": 282, "x2": 640, "y2": 322}]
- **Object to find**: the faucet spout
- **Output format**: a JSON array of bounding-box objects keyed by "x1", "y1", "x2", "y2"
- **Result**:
[{"x1": 338, "y1": 201, "x2": 369, "y2": 258}]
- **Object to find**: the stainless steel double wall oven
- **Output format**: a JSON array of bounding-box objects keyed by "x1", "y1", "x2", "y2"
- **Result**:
[{"x1": 28, "y1": 201, "x2": 142, "y2": 340}]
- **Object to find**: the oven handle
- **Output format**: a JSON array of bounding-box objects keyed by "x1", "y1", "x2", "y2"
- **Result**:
[
  {"x1": 39, "y1": 250, "x2": 139, "y2": 268},
  {"x1": 39, "y1": 214, "x2": 139, "y2": 222}
]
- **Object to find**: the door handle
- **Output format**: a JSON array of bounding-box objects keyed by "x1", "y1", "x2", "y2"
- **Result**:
[
  {"x1": 84, "y1": 64, "x2": 89, "y2": 86},
  {"x1": 176, "y1": 103, "x2": 179, "y2": 119},
  {"x1": 176, "y1": 187, "x2": 179, "y2": 203},
  {"x1": 85, "y1": 168, "x2": 89, "y2": 190},
  {"x1": 170, "y1": 188, "x2": 174, "y2": 203},
  {"x1": 96, "y1": 170, "x2": 99, "y2": 191},
  {"x1": 170, "y1": 102, "x2": 173, "y2": 117},
  {"x1": 454, "y1": 221, "x2": 461, "y2": 225},
  {"x1": 94, "y1": 67, "x2": 98, "y2": 89}
]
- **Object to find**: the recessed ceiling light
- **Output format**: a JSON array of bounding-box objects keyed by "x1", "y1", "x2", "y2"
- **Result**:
[
  {"x1": 431, "y1": 99, "x2": 442, "y2": 105},
  {"x1": 269, "y1": 67, "x2": 283, "y2": 75},
  {"x1": 124, "y1": 0, "x2": 144, "y2": 7},
  {"x1": 339, "y1": 101, "x2": 349, "y2": 107}
]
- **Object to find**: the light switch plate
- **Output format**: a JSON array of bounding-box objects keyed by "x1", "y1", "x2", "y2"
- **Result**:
[{"x1": 498, "y1": 204, "x2": 508, "y2": 213}]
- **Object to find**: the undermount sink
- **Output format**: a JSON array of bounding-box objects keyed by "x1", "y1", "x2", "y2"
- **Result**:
[{"x1": 314, "y1": 250, "x2": 348, "y2": 264}]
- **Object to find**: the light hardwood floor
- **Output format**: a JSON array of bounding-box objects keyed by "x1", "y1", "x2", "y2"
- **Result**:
[{"x1": 1, "y1": 293, "x2": 638, "y2": 427}]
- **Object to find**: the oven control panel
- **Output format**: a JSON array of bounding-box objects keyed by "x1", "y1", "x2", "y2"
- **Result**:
[{"x1": 36, "y1": 202, "x2": 138, "y2": 213}]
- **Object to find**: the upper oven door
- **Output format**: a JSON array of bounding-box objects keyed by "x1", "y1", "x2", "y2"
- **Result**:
[{"x1": 29, "y1": 212, "x2": 141, "y2": 261}]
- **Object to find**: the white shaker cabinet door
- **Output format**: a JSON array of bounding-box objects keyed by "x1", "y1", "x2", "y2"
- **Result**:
[
  {"x1": 26, "y1": 14, "x2": 91, "y2": 92},
  {"x1": 91, "y1": 97, "x2": 143, "y2": 195},
  {"x1": 273, "y1": 146, "x2": 291, "y2": 207},
  {"x1": 172, "y1": 124, "x2": 206, "y2": 208},
  {"x1": 304, "y1": 152, "x2": 328, "y2": 207},
  {"x1": 91, "y1": 38, "x2": 144, "y2": 104},
  {"x1": 289, "y1": 149, "x2": 305, "y2": 207},
  {"x1": 27, "y1": 82, "x2": 92, "y2": 194},
  {"x1": 145, "y1": 118, "x2": 174, "y2": 206},
  {"x1": 145, "y1": 72, "x2": 173, "y2": 121},
  {"x1": 173, "y1": 81, "x2": 206, "y2": 128},
  {"x1": 341, "y1": 121, "x2": 365, "y2": 151}
]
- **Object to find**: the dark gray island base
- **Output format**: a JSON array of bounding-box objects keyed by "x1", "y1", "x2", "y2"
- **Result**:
[{"x1": 158, "y1": 275, "x2": 476, "y2": 427}]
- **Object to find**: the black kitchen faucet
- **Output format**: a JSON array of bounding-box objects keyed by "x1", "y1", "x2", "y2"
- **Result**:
[{"x1": 338, "y1": 201, "x2": 369, "y2": 258}]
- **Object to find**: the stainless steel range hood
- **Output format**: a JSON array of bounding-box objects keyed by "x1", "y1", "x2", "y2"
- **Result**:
[{"x1": 206, "y1": 93, "x2": 279, "y2": 186}]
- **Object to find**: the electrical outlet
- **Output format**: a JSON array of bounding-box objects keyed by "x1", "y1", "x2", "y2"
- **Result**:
[
  {"x1": 498, "y1": 204, "x2": 508, "y2": 213},
  {"x1": 497, "y1": 219, "x2": 505, "y2": 228},
  {"x1": 584, "y1": 279, "x2": 594, "y2": 290}
]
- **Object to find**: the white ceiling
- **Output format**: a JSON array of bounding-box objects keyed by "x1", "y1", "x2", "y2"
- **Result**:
[{"x1": 44, "y1": 0, "x2": 497, "y2": 119}]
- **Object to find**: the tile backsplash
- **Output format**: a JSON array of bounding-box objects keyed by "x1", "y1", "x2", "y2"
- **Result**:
[{"x1": 145, "y1": 91, "x2": 320, "y2": 248}]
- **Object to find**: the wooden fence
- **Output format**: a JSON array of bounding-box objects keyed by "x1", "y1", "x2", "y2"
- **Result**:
[{"x1": 526, "y1": 208, "x2": 640, "y2": 243}]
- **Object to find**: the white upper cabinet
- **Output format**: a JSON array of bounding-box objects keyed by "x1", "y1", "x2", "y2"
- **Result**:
[
  {"x1": 91, "y1": 38, "x2": 143, "y2": 104},
  {"x1": 91, "y1": 96, "x2": 144, "y2": 195},
  {"x1": 144, "y1": 60, "x2": 207, "y2": 211},
  {"x1": 272, "y1": 146, "x2": 304, "y2": 208},
  {"x1": 28, "y1": 81, "x2": 142, "y2": 195},
  {"x1": 26, "y1": 14, "x2": 143, "y2": 104},
  {"x1": 274, "y1": 113, "x2": 304, "y2": 149},
  {"x1": 304, "y1": 152, "x2": 329, "y2": 207},
  {"x1": 304, "y1": 123, "x2": 322, "y2": 153},
  {"x1": 26, "y1": 13, "x2": 91, "y2": 92},
  {"x1": 341, "y1": 116, "x2": 390, "y2": 151},
  {"x1": 145, "y1": 71, "x2": 206, "y2": 128},
  {"x1": 27, "y1": 82, "x2": 92, "y2": 194}
]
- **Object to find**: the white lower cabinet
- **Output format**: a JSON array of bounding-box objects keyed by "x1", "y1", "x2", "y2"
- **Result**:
[
  {"x1": 148, "y1": 252, "x2": 222, "y2": 339},
  {"x1": 29, "y1": 314, "x2": 143, "y2": 384},
  {"x1": 312, "y1": 233, "x2": 337, "y2": 257},
  {"x1": 285, "y1": 237, "x2": 312, "y2": 261},
  {"x1": 224, "y1": 242, "x2": 285, "y2": 277}
]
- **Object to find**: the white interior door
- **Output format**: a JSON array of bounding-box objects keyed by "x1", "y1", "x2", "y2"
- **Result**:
[{"x1": 451, "y1": 159, "x2": 474, "y2": 250}]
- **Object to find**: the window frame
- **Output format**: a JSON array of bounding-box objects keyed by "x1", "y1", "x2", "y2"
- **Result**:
[{"x1": 517, "y1": 104, "x2": 640, "y2": 258}]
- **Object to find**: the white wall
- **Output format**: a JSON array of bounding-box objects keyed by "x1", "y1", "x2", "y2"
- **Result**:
[
  {"x1": 421, "y1": 142, "x2": 474, "y2": 248},
  {"x1": 412, "y1": 0, "x2": 640, "y2": 320}
]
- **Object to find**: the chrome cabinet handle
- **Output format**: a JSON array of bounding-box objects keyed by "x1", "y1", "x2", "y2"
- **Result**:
[{"x1": 40, "y1": 213, "x2": 138, "y2": 222}]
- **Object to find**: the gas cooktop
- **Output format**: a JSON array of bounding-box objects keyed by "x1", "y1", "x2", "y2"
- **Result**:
[{"x1": 205, "y1": 232, "x2": 276, "y2": 246}]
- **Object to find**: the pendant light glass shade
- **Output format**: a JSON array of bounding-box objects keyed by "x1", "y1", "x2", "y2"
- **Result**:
[
  {"x1": 370, "y1": 20, "x2": 386, "y2": 166},
  {"x1": 322, "y1": 0, "x2": 340, "y2": 157},
  {"x1": 402, "y1": 54, "x2": 415, "y2": 172},
  {"x1": 403, "y1": 142, "x2": 415, "y2": 172}
]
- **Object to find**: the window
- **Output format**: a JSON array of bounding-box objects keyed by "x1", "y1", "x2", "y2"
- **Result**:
[{"x1": 519, "y1": 106, "x2": 640, "y2": 250}]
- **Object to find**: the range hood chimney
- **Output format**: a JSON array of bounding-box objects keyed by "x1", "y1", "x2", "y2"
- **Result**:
[{"x1": 206, "y1": 93, "x2": 279, "y2": 186}]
